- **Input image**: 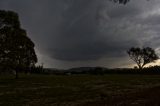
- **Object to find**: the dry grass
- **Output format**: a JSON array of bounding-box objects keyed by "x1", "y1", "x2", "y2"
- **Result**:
[{"x1": 0, "y1": 74, "x2": 160, "y2": 105}]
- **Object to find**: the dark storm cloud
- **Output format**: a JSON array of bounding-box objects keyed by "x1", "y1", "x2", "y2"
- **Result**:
[
  {"x1": 45, "y1": 0, "x2": 141, "y2": 61},
  {"x1": 0, "y1": 0, "x2": 160, "y2": 68}
]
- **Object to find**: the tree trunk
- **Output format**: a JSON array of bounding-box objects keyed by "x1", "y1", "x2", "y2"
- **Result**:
[
  {"x1": 15, "y1": 70, "x2": 19, "y2": 79},
  {"x1": 138, "y1": 65, "x2": 143, "y2": 70}
]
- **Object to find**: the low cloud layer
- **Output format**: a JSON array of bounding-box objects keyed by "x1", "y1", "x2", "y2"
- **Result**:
[{"x1": 0, "y1": 0, "x2": 160, "y2": 68}]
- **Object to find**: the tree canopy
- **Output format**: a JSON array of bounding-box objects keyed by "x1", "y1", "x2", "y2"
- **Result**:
[
  {"x1": 0, "y1": 10, "x2": 37, "y2": 78},
  {"x1": 127, "y1": 47, "x2": 159, "y2": 69},
  {"x1": 111, "y1": 0, "x2": 130, "y2": 4}
]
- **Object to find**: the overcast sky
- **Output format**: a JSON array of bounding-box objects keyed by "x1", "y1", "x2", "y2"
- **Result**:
[{"x1": 0, "y1": 0, "x2": 160, "y2": 69}]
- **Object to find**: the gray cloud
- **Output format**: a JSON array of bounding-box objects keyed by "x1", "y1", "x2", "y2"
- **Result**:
[{"x1": 0, "y1": 0, "x2": 160, "y2": 68}]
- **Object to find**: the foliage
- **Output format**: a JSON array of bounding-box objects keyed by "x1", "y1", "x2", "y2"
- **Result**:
[
  {"x1": 127, "y1": 47, "x2": 159, "y2": 69},
  {"x1": 110, "y1": 0, "x2": 130, "y2": 4},
  {"x1": 111, "y1": 0, "x2": 149, "y2": 4},
  {"x1": 0, "y1": 10, "x2": 37, "y2": 78}
]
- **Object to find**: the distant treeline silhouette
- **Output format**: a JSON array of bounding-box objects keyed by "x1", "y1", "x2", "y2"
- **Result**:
[
  {"x1": 65, "y1": 66, "x2": 160, "y2": 75},
  {"x1": 1, "y1": 65, "x2": 160, "y2": 75},
  {"x1": 21, "y1": 66, "x2": 160, "y2": 75}
]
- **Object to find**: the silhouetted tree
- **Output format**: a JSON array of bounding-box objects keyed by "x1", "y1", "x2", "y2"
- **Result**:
[
  {"x1": 127, "y1": 47, "x2": 159, "y2": 70},
  {"x1": 110, "y1": 0, "x2": 130, "y2": 4},
  {"x1": 111, "y1": 0, "x2": 149, "y2": 4},
  {"x1": 0, "y1": 10, "x2": 37, "y2": 78}
]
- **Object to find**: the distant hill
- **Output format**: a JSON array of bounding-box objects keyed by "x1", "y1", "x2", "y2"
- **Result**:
[
  {"x1": 37, "y1": 66, "x2": 160, "y2": 75},
  {"x1": 69, "y1": 67, "x2": 107, "y2": 72}
]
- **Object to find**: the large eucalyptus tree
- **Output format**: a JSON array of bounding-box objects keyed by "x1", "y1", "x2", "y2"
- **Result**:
[{"x1": 0, "y1": 10, "x2": 37, "y2": 78}]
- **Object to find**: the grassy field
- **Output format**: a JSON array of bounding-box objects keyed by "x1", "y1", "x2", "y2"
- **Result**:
[{"x1": 1, "y1": 74, "x2": 160, "y2": 106}]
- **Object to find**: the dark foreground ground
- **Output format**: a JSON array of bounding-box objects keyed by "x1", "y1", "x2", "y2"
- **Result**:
[
  {"x1": 83, "y1": 85, "x2": 160, "y2": 106},
  {"x1": 1, "y1": 74, "x2": 160, "y2": 106}
]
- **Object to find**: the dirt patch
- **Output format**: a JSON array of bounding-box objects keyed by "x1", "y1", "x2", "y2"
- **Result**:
[{"x1": 80, "y1": 86, "x2": 160, "y2": 106}]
